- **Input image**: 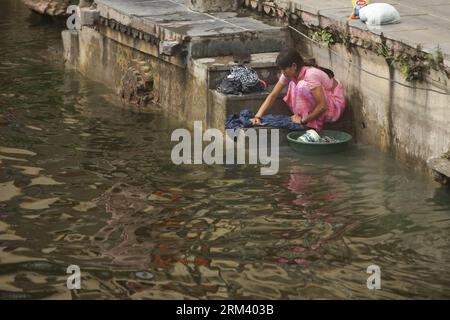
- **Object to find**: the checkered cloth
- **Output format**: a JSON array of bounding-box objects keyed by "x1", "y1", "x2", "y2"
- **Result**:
[{"x1": 227, "y1": 66, "x2": 260, "y2": 91}]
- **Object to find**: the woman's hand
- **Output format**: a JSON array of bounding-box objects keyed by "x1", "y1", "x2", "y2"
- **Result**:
[
  {"x1": 291, "y1": 114, "x2": 303, "y2": 124},
  {"x1": 250, "y1": 117, "x2": 262, "y2": 125},
  {"x1": 251, "y1": 80, "x2": 285, "y2": 126}
]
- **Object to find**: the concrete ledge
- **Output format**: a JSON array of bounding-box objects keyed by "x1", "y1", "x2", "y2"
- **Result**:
[
  {"x1": 95, "y1": 0, "x2": 288, "y2": 60},
  {"x1": 243, "y1": 0, "x2": 450, "y2": 75},
  {"x1": 188, "y1": 29, "x2": 288, "y2": 59},
  {"x1": 97, "y1": 24, "x2": 187, "y2": 68}
]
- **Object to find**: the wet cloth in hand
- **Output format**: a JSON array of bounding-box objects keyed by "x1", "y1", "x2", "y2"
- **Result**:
[{"x1": 225, "y1": 109, "x2": 306, "y2": 131}]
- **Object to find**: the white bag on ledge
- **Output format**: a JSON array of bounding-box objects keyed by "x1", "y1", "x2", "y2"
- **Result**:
[{"x1": 359, "y1": 3, "x2": 401, "y2": 26}]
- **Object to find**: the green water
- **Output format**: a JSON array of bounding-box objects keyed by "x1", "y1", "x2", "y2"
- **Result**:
[{"x1": 0, "y1": 0, "x2": 449, "y2": 299}]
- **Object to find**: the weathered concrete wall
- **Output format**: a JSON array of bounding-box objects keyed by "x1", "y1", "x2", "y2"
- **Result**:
[
  {"x1": 62, "y1": 26, "x2": 293, "y2": 131},
  {"x1": 62, "y1": 27, "x2": 208, "y2": 128}
]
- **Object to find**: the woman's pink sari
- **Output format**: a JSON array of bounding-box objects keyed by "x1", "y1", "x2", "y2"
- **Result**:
[{"x1": 281, "y1": 67, "x2": 346, "y2": 131}]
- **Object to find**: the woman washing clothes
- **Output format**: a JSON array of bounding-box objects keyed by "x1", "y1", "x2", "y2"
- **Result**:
[{"x1": 250, "y1": 48, "x2": 346, "y2": 131}]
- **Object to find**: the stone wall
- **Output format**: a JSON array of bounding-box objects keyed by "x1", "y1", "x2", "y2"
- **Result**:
[
  {"x1": 62, "y1": 27, "x2": 208, "y2": 128},
  {"x1": 296, "y1": 38, "x2": 450, "y2": 169}
]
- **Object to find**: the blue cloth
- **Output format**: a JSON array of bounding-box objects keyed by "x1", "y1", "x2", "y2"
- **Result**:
[{"x1": 225, "y1": 109, "x2": 306, "y2": 131}]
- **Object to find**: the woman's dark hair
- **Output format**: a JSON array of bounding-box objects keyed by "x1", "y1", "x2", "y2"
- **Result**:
[{"x1": 275, "y1": 48, "x2": 334, "y2": 79}]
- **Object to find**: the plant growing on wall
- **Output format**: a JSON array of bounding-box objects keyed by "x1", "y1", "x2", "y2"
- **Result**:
[
  {"x1": 312, "y1": 28, "x2": 337, "y2": 47},
  {"x1": 373, "y1": 43, "x2": 444, "y2": 82},
  {"x1": 376, "y1": 43, "x2": 395, "y2": 65},
  {"x1": 426, "y1": 47, "x2": 444, "y2": 69}
]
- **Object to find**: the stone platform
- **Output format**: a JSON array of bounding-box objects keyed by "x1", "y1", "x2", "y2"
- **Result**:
[{"x1": 95, "y1": 0, "x2": 288, "y2": 61}]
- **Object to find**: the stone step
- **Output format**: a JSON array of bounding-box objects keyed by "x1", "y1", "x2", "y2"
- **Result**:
[
  {"x1": 208, "y1": 89, "x2": 289, "y2": 129},
  {"x1": 188, "y1": 21, "x2": 288, "y2": 59},
  {"x1": 428, "y1": 157, "x2": 450, "y2": 185}
]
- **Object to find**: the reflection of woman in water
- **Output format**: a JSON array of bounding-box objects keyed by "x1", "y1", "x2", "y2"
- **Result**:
[
  {"x1": 251, "y1": 48, "x2": 346, "y2": 131},
  {"x1": 286, "y1": 166, "x2": 341, "y2": 212}
]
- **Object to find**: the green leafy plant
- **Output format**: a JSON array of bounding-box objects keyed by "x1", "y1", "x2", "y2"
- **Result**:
[
  {"x1": 399, "y1": 61, "x2": 425, "y2": 82},
  {"x1": 400, "y1": 63, "x2": 411, "y2": 79},
  {"x1": 426, "y1": 46, "x2": 444, "y2": 69},
  {"x1": 312, "y1": 28, "x2": 336, "y2": 47}
]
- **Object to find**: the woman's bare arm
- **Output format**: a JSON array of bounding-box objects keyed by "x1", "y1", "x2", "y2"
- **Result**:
[
  {"x1": 302, "y1": 86, "x2": 327, "y2": 123},
  {"x1": 251, "y1": 80, "x2": 285, "y2": 124}
]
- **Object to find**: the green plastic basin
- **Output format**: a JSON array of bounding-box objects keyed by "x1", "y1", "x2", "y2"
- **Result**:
[{"x1": 287, "y1": 130, "x2": 353, "y2": 155}]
